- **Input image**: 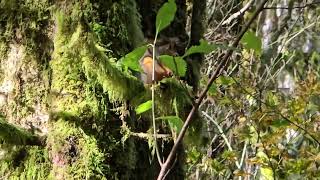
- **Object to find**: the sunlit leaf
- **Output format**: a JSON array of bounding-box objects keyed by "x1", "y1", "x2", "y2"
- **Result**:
[
  {"x1": 159, "y1": 55, "x2": 187, "y2": 76},
  {"x1": 183, "y1": 39, "x2": 218, "y2": 57},
  {"x1": 240, "y1": 31, "x2": 262, "y2": 55},
  {"x1": 156, "y1": 116, "x2": 183, "y2": 134},
  {"x1": 260, "y1": 166, "x2": 274, "y2": 180},
  {"x1": 122, "y1": 45, "x2": 148, "y2": 72},
  {"x1": 216, "y1": 76, "x2": 235, "y2": 86},
  {"x1": 135, "y1": 100, "x2": 152, "y2": 114},
  {"x1": 271, "y1": 119, "x2": 290, "y2": 128},
  {"x1": 220, "y1": 97, "x2": 232, "y2": 105},
  {"x1": 266, "y1": 91, "x2": 279, "y2": 106},
  {"x1": 156, "y1": 0, "x2": 177, "y2": 33}
]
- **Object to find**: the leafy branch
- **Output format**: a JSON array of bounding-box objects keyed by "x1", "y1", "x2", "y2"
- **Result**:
[{"x1": 157, "y1": 0, "x2": 270, "y2": 179}]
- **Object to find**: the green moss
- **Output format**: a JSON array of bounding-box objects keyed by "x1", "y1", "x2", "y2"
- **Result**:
[
  {"x1": 0, "y1": 118, "x2": 41, "y2": 146},
  {"x1": 52, "y1": 11, "x2": 144, "y2": 105},
  {"x1": 1, "y1": 1, "x2": 190, "y2": 179},
  {"x1": 0, "y1": 146, "x2": 51, "y2": 180},
  {"x1": 47, "y1": 120, "x2": 109, "y2": 179},
  {"x1": 0, "y1": 0, "x2": 52, "y2": 54},
  {"x1": 131, "y1": 78, "x2": 193, "y2": 119},
  {"x1": 0, "y1": 0, "x2": 53, "y2": 120},
  {"x1": 124, "y1": 0, "x2": 145, "y2": 48}
]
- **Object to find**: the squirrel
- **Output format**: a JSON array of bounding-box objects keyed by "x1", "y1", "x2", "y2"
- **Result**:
[{"x1": 139, "y1": 47, "x2": 173, "y2": 84}]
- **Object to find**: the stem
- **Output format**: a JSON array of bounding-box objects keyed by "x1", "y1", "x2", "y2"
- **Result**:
[
  {"x1": 202, "y1": 111, "x2": 241, "y2": 169},
  {"x1": 152, "y1": 32, "x2": 163, "y2": 166}
]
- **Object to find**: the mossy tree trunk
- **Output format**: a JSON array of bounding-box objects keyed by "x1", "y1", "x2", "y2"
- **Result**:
[{"x1": 0, "y1": 0, "x2": 191, "y2": 179}]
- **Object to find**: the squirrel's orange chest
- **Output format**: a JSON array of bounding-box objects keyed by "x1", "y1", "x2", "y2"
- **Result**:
[{"x1": 140, "y1": 56, "x2": 172, "y2": 84}]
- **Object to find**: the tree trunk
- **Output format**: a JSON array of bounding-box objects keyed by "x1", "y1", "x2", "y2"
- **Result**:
[{"x1": 0, "y1": 0, "x2": 189, "y2": 179}]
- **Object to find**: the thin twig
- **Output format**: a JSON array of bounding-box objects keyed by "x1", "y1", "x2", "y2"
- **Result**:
[
  {"x1": 264, "y1": 1, "x2": 320, "y2": 10},
  {"x1": 152, "y1": 31, "x2": 163, "y2": 166},
  {"x1": 131, "y1": 132, "x2": 172, "y2": 139},
  {"x1": 222, "y1": 0, "x2": 254, "y2": 25},
  {"x1": 202, "y1": 111, "x2": 241, "y2": 169},
  {"x1": 157, "y1": 1, "x2": 270, "y2": 179},
  {"x1": 231, "y1": 76, "x2": 320, "y2": 146},
  {"x1": 239, "y1": 141, "x2": 247, "y2": 168}
]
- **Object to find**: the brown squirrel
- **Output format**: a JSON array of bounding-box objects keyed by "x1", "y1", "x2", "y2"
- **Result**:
[{"x1": 139, "y1": 47, "x2": 173, "y2": 84}]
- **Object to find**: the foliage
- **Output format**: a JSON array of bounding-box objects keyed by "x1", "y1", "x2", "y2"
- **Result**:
[
  {"x1": 1, "y1": 0, "x2": 320, "y2": 179},
  {"x1": 156, "y1": 116, "x2": 183, "y2": 139},
  {"x1": 183, "y1": 39, "x2": 218, "y2": 58},
  {"x1": 159, "y1": 55, "x2": 187, "y2": 76},
  {"x1": 240, "y1": 30, "x2": 262, "y2": 55},
  {"x1": 121, "y1": 45, "x2": 148, "y2": 72},
  {"x1": 155, "y1": 0, "x2": 177, "y2": 33},
  {"x1": 135, "y1": 100, "x2": 152, "y2": 114},
  {"x1": 187, "y1": 1, "x2": 320, "y2": 178}
]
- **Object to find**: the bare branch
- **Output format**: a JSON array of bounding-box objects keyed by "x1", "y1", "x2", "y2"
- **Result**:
[{"x1": 131, "y1": 132, "x2": 172, "y2": 140}]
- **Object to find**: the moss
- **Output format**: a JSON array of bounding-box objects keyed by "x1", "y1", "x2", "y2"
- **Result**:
[
  {"x1": 47, "y1": 120, "x2": 109, "y2": 179},
  {"x1": 0, "y1": 146, "x2": 51, "y2": 179},
  {"x1": 15, "y1": 54, "x2": 48, "y2": 117},
  {"x1": 0, "y1": 0, "x2": 53, "y2": 123},
  {"x1": 49, "y1": 9, "x2": 144, "y2": 178},
  {"x1": 89, "y1": 0, "x2": 133, "y2": 56},
  {"x1": 131, "y1": 78, "x2": 193, "y2": 119},
  {"x1": 0, "y1": 0, "x2": 52, "y2": 55},
  {"x1": 0, "y1": 118, "x2": 42, "y2": 146},
  {"x1": 52, "y1": 11, "x2": 144, "y2": 105},
  {"x1": 1, "y1": 0, "x2": 191, "y2": 179},
  {"x1": 123, "y1": 0, "x2": 145, "y2": 48}
]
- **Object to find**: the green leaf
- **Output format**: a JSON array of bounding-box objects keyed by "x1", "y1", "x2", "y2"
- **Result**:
[
  {"x1": 271, "y1": 119, "x2": 290, "y2": 128},
  {"x1": 216, "y1": 76, "x2": 235, "y2": 86},
  {"x1": 159, "y1": 55, "x2": 187, "y2": 76},
  {"x1": 183, "y1": 39, "x2": 218, "y2": 57},
  {"x1": 260, "y1": 166, "x2": 274, "y2": 180},
  {"x1": 266, "y1": 91, "x2": 278, "y2": 106},
  {"x1": 156, "y1": 116, "x2": 183, "y2": 134},
  {"x1": 208, "y1": 83, "x2": 218, "y2": 96},
  {"x1": 122, "y1": 45, "x2": 148, "y2": 72},
  {"x1": 220, "y1": 97, "x2": 232, "y2": 105},
  {"x1": 135, "y1": 100, "x2": 152, "y2": 114},
  {"x1": 240, "y1": 31, "x2": 262, "y2": 55},
  {"x1": 156, "y1": 0, "x2": 177, "y2": 33}
]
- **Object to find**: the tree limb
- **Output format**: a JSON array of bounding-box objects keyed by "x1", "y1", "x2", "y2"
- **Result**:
[{"x1": 0, "y1": 119, "x2": 44, "y2": 146}]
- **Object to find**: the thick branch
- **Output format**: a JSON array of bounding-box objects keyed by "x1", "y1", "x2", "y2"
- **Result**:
[
  {"x1": 0, "y1": 119, "x2": 44, "y2": 146},
  {"x1": 157, "y1": 1, "x2": 270, "y2": 179}
]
